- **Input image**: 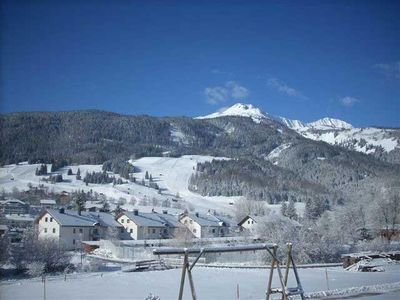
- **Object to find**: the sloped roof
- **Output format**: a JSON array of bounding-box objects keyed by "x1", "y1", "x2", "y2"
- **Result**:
[
  {"x1": 43, "y1": 209, "x2": 121, "y2": 227},
  {"x1": 237, "y1": 215, "x2": 264, "y2": 226},
  {"x1": 124, "y1": 211, "x2": 181, "y2": 228},
  {"x1": 184, "y1": 213, "x2": 231, "y2": 227}
]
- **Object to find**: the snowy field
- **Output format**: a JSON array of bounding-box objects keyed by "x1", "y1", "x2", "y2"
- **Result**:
[
  {"x1": 1, "y1": 265, "x2": 400, "y2": 300},
  {"x1": 0, "y1": 156, "x2": 303, "y2": 216}
]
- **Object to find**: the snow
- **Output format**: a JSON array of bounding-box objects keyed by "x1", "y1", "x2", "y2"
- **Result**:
[
  {"x1": 169, "y1": 125, "x2": 189, "y2": 145},
  {"x1": 1, "y1": 265, "x2": 399, "y2": 300},
  {"x1": 0, "y1": 156, "x2": 238, "y2": 215},
  {"x1": 302, "y1": 127, "x2": 399, "y2": 153},
  {"x1": 279, "y1": 118, "x2": 307, "y2": 130},
  {"x1": 308, "y1": 117, "x2": 353, "y2": 130},
  {"x1": 196, "y1": 103, "x2": 269, "y2": 124},
  {"x1": 266, "y1": 143, "x2": 292, "y2": 165}
]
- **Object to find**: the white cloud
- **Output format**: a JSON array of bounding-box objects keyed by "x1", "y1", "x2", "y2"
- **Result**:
[
  {"x1": 226, "y1": 81, "x2": 250, "y2": 99},
  {"x1": 374, "y1": 61, "x2": 400, "y2": 80},
  {"x1": 267, "y1": 78, "x2": 308, "y2": 100},
  {"x1": 340, "y1": 96, "x2": 359, "y2": 107},
  {"x1": 204, "y1": 81, "x2": 249, "y2": 105}
]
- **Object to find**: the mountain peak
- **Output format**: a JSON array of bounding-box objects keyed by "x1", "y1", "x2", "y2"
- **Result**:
[
  {"x1": 196, "y1": 103, "x2": 268, "y2": 123},
  {"x1": 308, "y1": 117, "x2": 353, "y2": 130}
]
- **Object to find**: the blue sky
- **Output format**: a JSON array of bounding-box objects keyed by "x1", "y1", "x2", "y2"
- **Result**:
[{"x1": 1, "y1": 0, "x2": 399, "y2": 127}]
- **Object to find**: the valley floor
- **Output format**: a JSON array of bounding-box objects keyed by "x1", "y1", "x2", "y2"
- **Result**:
[{"x1": 1, "y1": 265, "x2": 399, "y2": 300}]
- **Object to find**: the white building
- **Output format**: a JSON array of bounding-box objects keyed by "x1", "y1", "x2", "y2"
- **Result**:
[
  {"x1": 117, "y1": 209, "x2": 183, "y2": 240},
  {"x1": 40, "y1": 199, "x2": 57, "y2": 209},
  {"x1": 179, "y1": 212, "x2": 231, "y2": 238},
  {"x1": 35, "y1": 208, "x2": 124, "y2": 250},
  {"x1": 237, "y1": 215, "x2": 262, "y2": 232}
]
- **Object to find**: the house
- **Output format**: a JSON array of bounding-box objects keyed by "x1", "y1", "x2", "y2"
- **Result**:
[
  {"x1": 35, "y1": 208, "x2": 124, "y2": 250},
  {"x1": 237, "y1": 215, "x2": 263, "y2": 232},
  {"x1": 117, "y1": 209, "x2": 182, "y2": 240},
  {"x1": 40, "y1": 199, "x2": 57, "y2": 209},
  {"x1": 5, "y1": 214, "x2": 35, "y2": 228},
  {"x1": 179, "y1": 212, "x2": 231, "y2": 238},
  {"x1": 0, "y1": 199, "x2": 29, "y2": 215},
  {"x1": 0, "y1": 224, "x2": 8, "y2": 237}
]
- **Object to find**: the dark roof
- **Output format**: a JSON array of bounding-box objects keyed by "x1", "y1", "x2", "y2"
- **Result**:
[
  {"x1": 42, "y1": 209, "x2": 122, "y2": 227},
  {"x1": 123, "y1": 211, "x2": 181, "y2": 228}
]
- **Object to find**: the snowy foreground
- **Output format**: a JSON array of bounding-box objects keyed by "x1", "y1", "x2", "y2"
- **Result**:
[{"x1": 1, "y1": 265, "x2": 400, "y2": 300}]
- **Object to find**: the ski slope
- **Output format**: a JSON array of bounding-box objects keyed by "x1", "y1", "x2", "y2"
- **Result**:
[{"x1": 0, "y1": 156, "x2": 238, "y2": 215}]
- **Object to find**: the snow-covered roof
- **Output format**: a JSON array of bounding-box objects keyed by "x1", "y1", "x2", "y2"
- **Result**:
[
  {"x1": 0, "y1": 199, "x2": 27, "y2": 205},
  {"x1": 5, "y1": 214, "x2": 35, "y2": 222},
  {"x1": 237, "y1": 215, "x2": 265, "y2": 226},
  {"x1": 123, "y1": 211, "x2": 181, "y2": 228},
  {"x1": 41, "y1": 209, "x2": 122, "y2": 227},
  {"x1": 184, "y1": 213, "x2": 231, "y2": 227},
  {"x1": 40, "y1": 199, "x2": 57, "y2": 205}
]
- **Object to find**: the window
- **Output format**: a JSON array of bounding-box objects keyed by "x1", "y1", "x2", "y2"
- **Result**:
[
  {"x1": 152, "y1": 229, "x2": 156, "y2": 234},
  {"x1": 252, "y1": 220, "x2": 254, "y2": 224},
  {"x1": 50, "y1": 217, "x2": 53, "y2": 222},
  {"x1": 130, "y1": 229, "x2": 133, "y2": 233},
  {"x1": 79, "y1": 228, "x2": 83, "y2": 233},
  {"x1": 52, "y1": 228, "x2": 56, "y2": 233},
  {"x1": 189, "y1": 220, "x2": 193, "y2": 224},
  {"x1": 127, "y1": 219, "x2": 130, "y2": 223},
  {"x1": 45, "y1": 217, "x2": 48, "y2": 222},
  {"x1": 148, "y1": 228, "x2": 151, "y2": 234},
  {"x1": 212, "y1": 229, "x2": 216, "y2": 233},
  {"x1": 73, "y1": 239, "x2": 75, "y2": 245},
  {"x1": 247, "y1": 220, "x2": 250, "y2": 224},
  {"x1": 193, "y1": 229, "x2": 197, "y2": 233},
  {"x1": 44, "y1": 228, "x2": 47, "y2": 233},
  {"x1": 73, "y1": 228, "x2": 76, "y2": 233},
  {"x1": 121, "y1": 219, "x2": 124, "y2": 223}
]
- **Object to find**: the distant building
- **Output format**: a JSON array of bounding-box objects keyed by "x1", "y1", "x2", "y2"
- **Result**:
[
  {"x1": 35, "y1": 208, "x2": 124, "y2": 250},
  {"x1": 0, "y1": 224, "x2": 8, "y2": 237},
  {"x1": 0, "y1": 199, "x2": 29, "y2": 215},
  {"x1": 5, "y1": 214, "x2": 35, "y2": 228},
  {"x1": 117, "y1": 209, "x2": 182, "y2": 240},
  {"x1": 237, "y1": 215, "x2": 262, "y2": 232},
  {"x1": 179, "y1": 212, "x2": 231, "y2": 238},
  {"x1": 40, "y1": 199, "x2": 57, "y2": 209}
]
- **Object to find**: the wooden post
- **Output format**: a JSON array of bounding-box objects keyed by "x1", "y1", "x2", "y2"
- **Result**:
[
  {"x1": 282, "y1": 243, "x2": 292, "y2": 299},
  {"x1": 266, "y1": 245, "x2": 277, "y2": 300},
  {"x1": 178, "y1": 253, "x2": 187, "y2": 300}
]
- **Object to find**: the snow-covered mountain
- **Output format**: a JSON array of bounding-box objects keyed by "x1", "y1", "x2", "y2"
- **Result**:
[
  {"x1": 196, "y1": 103, "x2": 268, "y2": 124},
  {"x1": 196, "y1": 103, "x2": 400, "y2": 157}
]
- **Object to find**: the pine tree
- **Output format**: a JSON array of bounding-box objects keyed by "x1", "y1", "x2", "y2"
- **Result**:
[
  {"x1": 286, "y1": 199, "x2": 298, "y2": 220},
  {"x1": 74, "y1": 192, "x2": 86, "y2": 215},
  {"x1": 145, "y1": 171, "x2": 149, "y2": 180},
  {"x1": 67, "y1": 168, "x2": 72, "y2": 175},
  {"x1": 76, "y1": 168, "x2": 81, "y2": 180},
  {"x1": 149, "y1": 174, "x2": 153, "y2": 182},
  {"x1": 280, "y1": 201, "x2": 288, "y2": 216}
]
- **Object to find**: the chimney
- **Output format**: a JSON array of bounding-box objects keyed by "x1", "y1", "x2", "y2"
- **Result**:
[
  {"x1": 59, "y1": 207, "x2": 65, "y2": 214},
  {"x1": 162, "y1": 210, "x2": 168, "y2": 215},
  {"x1": 133, "y1": 209, "x2": 139, "y2": 216}
]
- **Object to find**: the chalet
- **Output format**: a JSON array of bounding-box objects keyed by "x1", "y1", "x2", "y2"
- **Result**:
[
  {"x1": 40, "y1": 199, "x2": 57, "y2": 209},
  {"x1": 179, "y1": 212, "x2": 231, "y2": 238},
  {"x1": 117, "y1": 209, "x2": 182, "y2": 240},
  {"x1": 5, "y1": 214, "x2": 35, "y2": 228},
  {"x1": 35, "y1": 208, "x2": 124, "y2": 250},
  {"x1": 237, "y1": 215, "x2": 263, "y2": 232},
  {"x1": 0, "y1": 199, "x2": 29, "y2": 215}
]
